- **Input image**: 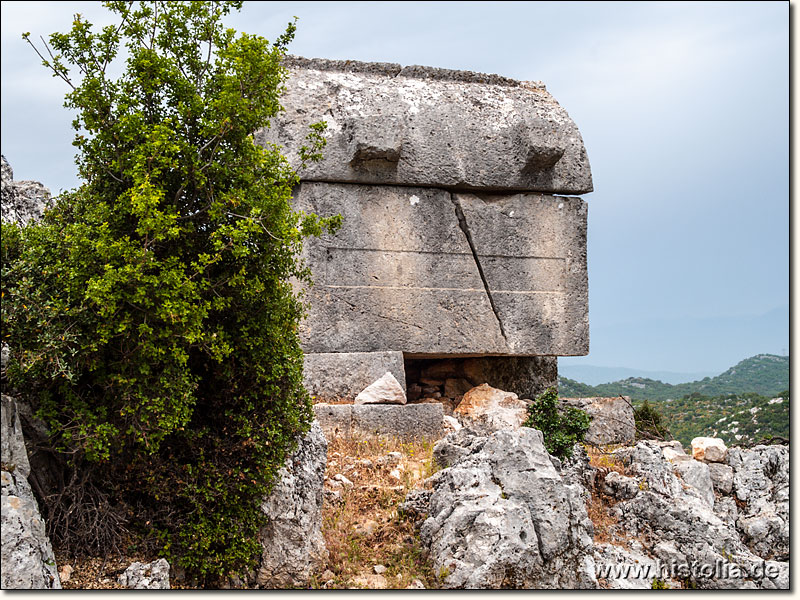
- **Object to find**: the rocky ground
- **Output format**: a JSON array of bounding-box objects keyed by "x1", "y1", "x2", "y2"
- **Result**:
[
  {"x1": 40, "y1": 434, "x2": 440, "y2": 590},
  {"x1": 3, "y1": 384, "x2": 789, "y2": 590}
]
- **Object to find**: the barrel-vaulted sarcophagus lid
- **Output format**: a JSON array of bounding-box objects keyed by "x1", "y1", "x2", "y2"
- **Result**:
[{"x1": 257, "y1": 56, "x2": 592, "y2": 195}]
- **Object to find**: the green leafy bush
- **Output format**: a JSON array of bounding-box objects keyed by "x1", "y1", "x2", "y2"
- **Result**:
[
  {"x1": 633, "y1": 400, "x2": 671, "y2": 441},
  {"x1": 3, "y1": 1, "x2": 339, "y2": 581},
  {"x1": 523, "y1": 387, "x2": 590, "y2": 459}
]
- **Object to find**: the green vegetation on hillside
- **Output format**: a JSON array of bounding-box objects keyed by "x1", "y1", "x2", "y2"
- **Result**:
[
  {"x1": 559, "y1": 355, "x2": 789, "y2": 448},
  {"x1": 651, "y1": 390, "x2": 789, "y2": 448},
  {"x1": 559, "y1": 354, "x2": 788, "y2": 401}
]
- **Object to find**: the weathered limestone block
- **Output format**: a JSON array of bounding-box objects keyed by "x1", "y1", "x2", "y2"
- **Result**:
[
  {"x1": 312, "y1": 404, "x2": 352, "y2": 439},
  {"x1": 303, "y1": 351, "x2": 406, "y2": 401},
  {"x1": 561, "y1": 396, "x2": 635, "y2": 446},
  {"x1": 293, "y1": 182, "x2": 587, "y2": 356},
  {"x1": 352, "y1": 404, "x2": 443, "y2": 440},
  {"x1": 1, "y1": 395, "x2": 60, "y2": 589},
  {"x1": 258, "y1": 57, "x2": 592, "y2": 194},
  {"x1": 313, "y1": 403, "x2": 444, "y2": 441},
  {"x1": 454, "y1": 192, "x2": 588, "y2": 355},
  {"x1": 257, "y1": 421, "x2": 328, "y2": 588}
]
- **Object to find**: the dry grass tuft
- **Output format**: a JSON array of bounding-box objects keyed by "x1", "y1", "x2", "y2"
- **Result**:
[
  {"x1": 314, "y1": 434, "x2": 439, "y2": 589},
  {"x1": 585, "y1": 444, "x2": 629, "y2": 476},
  {"x1": 585, "y1": 488, "x2": 623, "y2": 546},
  {"x1": 584, "y1": 444, "x2": 629, "y2": 547}
]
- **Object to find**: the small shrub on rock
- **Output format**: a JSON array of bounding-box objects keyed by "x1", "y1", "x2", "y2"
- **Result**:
[
  {"x1": 633, "y1": 400, "x2": 671, "y2": 441},
  {"x1": 523, "y1": 387, "x2": 590, "y2": 459}
]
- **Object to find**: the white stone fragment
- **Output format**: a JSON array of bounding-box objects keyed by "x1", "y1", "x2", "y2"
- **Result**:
[
  {"x1": 691, "y1": 437, "x2": 728, "y2": 463},
  {"x1": 354, "y1": 372, "x2": 407, "y2": 405}
]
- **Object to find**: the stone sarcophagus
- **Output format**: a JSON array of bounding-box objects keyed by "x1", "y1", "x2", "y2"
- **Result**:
[{"x1": 257, "y1": 57, "x2": 591, "y2": 402}]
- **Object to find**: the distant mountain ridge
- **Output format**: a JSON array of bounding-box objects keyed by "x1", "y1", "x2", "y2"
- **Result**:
[
  {"x1": 558, "y1": 365, "x2": 717, "y2": 386},
  {"x1": 558, "y1": 354, "x2": 789, "y2": 401}
]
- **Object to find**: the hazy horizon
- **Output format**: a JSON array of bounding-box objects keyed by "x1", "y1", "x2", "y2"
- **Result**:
[{"x1": 559, "y1": 349, "x2": 788, "y2": 386}]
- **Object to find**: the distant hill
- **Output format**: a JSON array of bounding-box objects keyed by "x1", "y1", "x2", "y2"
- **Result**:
[
  {"x1": 558, "y1": 354, "x2": 789, "y2": 401},
  {"x1": 656, "y1": 390, "x2": 789, "y2": 448},
  {"x1": 558, "y1": 354, "x2": 789, "y2": 448},
  {"x1": 559, "y1": 365, "x2": 717, "y2": 386}
]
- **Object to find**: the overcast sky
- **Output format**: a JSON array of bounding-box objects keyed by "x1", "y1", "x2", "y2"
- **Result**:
[{"x1": 0, "y1": 1, "x2": 789, "y2": 375}]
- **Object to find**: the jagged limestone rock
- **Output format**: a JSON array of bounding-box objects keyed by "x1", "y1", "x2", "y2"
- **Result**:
[
  {"x1": 714, "y1": 495, "x2": 739, "y2": 527},
  {"x1": 707, "y1": 462, "x2": 734, "y2": 495},
  {"x1": 727, "y1": 445, "x2": 788, "y2": 561},
  {"x1": 407, "y1": 424, "x2": 788, "y2": 589},
  {"x1": 1, "y1": 343, "x2": 9, "y2": 375},
  {"x1": 608, "y1": 441, "x2": 788, "y2": 589},
  {"x1": 600, "y1": 471, "x2": 640, "y2": 501},
  {"x1": 671, "y1": 456, "x2": 715, "y2": 508},
  {"x1": 1, "y1": 396, "x2": 60, "y2": 589},
  {"x1": 413, "y1": 427, "x2": 597, "y2": 589},
  {"x1": 593, "y1": 543, "x2": 659, "y2": 589},
  {"x1": 430, "y1": 426, "x2": 488, "y2": 470},
  {"x1": 453, "y1": 383, "x2": 528, "y2": 433},
  {"x1": 561, "y1": 396, "x2": 635, "y2": 446},
  {"x1": 257, "y1": 421, "x2": 328, "y2": 588},
  {"x1": 1, "y1": 395, "x2": 30, "y2": 479},
  {"x1": 258, "y1": 57, "x2": 592, "y2": 194},
  {"x1": 1, "y1": 155, "x2": 51, "y2": 226},
  {"x1": 293, "y1": 182, "x2": 587, "y2": 356},
  {"x1": 117, "y1": 559, "x2": 170, "y2": 589}
]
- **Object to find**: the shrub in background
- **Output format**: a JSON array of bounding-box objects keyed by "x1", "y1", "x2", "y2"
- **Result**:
[
  {"x1": 633, "y1": 400, "x2": 671, "y2": 441},
  {"x1": 523, "y1": 387, "x2": 590, "y2": 459},
  {"x1": 2, "y1": 0, "x2": 339, "y2": 581}
]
